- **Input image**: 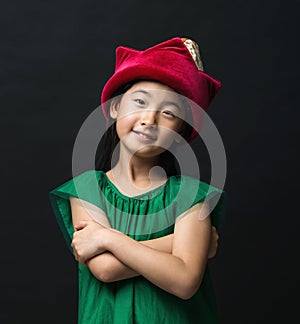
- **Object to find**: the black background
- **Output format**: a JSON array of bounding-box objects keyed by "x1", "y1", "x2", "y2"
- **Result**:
[{"x1": 1, "y1": 0, "x2": 299, "y2": 323}]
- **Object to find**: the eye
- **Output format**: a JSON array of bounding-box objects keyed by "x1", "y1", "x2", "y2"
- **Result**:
[
  {"x1": 134, "y1": 99, "x2": 145, "y2": 105},
  {"x1": 162, "y1": 110, "x2": 176, "y2": 118}
]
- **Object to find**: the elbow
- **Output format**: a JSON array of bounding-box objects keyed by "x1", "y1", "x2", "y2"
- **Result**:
[
  {"x1": 87, "y1": 257, "x2": 116, "y2": 283},
  {"x1": 96, "y1": 270, "x2": 115, "y2": 283},
  {"x1": 92, "y1": 266, "x2": 114, "y2": 283},
  {"x1": 173, "y1": 275, "x2": 202, "y2": 300},
  {"x1": 174, "y1": 287, "x2": 198, "y2": 300}
]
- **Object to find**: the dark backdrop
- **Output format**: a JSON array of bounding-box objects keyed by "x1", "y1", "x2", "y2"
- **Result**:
[{"x1": 1, "y1": 0, "x2": 299, "y2": 323}]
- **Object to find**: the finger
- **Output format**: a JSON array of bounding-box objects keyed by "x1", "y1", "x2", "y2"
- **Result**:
[
  {"x1": 74, "y1": 220, "x2": 89, "y2": 230},
  {"x1": 211, "y1": 226, "x2": 219, "y2": 240},
  {"x1": 78, "y1": 256, "x2": 87, "y2": 265},
  {"x1": 71, "y1": 240, "x2": 79, "y2": 260},
  {"x1": 73, "y1": 250, "x2": 78, "y2": 261}
]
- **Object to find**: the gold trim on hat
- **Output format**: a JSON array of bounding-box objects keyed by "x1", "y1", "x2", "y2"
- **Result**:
[{"x1": 181, "y1": 38, "x2": 204, "y2": 72}]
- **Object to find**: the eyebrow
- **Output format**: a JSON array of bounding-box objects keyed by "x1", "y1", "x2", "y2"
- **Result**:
[{"x1": 130, "y1": 90, "x2": 152, "y2": 96}]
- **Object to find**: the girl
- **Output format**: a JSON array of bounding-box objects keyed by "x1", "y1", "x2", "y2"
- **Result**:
[{"x1": 49, "y1": 37, "x2": 225, "y2": 323}]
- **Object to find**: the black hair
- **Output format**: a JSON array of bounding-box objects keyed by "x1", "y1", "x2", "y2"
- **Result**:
[
  {"x1": 95, "y1": 82, "x2": 133, "y2": 172},
  {"x1": 95, "y1": 80, "x2": 194, "y2": 176}
]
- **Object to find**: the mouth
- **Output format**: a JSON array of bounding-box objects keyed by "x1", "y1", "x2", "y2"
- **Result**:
[{"x1": 132, "y1": 130, "x2": 157, "y2": 141}]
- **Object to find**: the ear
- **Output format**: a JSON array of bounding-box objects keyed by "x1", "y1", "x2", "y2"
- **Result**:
[{"x1": 109, "y1": 98, "x2": 120, "y2": 119}]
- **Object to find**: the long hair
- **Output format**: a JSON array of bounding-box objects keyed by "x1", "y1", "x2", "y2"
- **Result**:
[{"x1": 95, "y1": 81, "x2": 194, "y2": 177}]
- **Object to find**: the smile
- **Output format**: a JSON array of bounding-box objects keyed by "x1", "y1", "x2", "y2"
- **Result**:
[{"x1": 132, "y1": 130, "x2": 157, "y2": 141}]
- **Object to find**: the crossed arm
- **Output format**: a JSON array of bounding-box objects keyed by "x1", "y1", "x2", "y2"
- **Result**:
[{"x1": 70, "y1": 196, "x2": 218, "y2": 300}]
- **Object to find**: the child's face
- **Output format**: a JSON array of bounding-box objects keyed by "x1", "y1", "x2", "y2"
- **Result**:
[{"x1": 110, "y1": 80, "x2": 186, "y2": 158}]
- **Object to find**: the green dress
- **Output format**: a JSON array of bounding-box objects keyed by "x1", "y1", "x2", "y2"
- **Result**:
[{"x1": 49, "y1": 170, "x2": 225, "y2": 324}]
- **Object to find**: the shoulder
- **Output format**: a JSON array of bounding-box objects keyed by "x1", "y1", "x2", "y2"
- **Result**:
[
  {"x1": 168, "y1": 175, "x2": 225, "y2": 223},
  {"x1": 49, "y1": 169, "x2": 106, "y2": 206},
  {"x1": 169, "y1": 174, "x2": 223, "y2": 199}
]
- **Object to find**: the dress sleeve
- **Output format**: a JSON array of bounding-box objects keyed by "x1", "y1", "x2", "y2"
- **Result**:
[
  {"x1": 194, "y1": 181, "x2": 226, "y2": 231},
  {"x1": 175, "y1": 176, "x2": 226, "y2": 232},
  {"x1": 48, "y1": 170, "x2": 103, "y2": 253},
  {"x1": 207, "y1": 187, "x2": 226, "y2": 231}
]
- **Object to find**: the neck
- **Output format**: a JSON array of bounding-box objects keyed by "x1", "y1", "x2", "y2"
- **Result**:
[{"x1": 107, "y1": 145, "x2": 167, "y2": 195}]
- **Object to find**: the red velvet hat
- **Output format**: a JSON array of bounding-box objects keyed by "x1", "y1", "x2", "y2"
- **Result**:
[{"x1": 101, "y1": 37, "x2": 221, "y2": 141}]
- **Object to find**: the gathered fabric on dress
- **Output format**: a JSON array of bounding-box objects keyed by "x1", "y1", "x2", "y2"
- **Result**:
[{"x1": 49, "y1": 170, "x2": 225, "y2": 324}]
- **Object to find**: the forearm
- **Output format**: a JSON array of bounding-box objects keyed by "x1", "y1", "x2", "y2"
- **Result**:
[
  {"x1": 87, "y1": 252, "x2": 138, "y2": 282},
  {"x1": 140, "y1": 234, "x2": 173, "y2": 252},
  {"x1": 87, "y1": 234, "x2": 174, "y2": 282},
  {"x1": 104, "y1": 230, "x2": 208, "y2": 299},
  {"x1": 72, "y1": 204, "x2": 212, "y2": 298}
]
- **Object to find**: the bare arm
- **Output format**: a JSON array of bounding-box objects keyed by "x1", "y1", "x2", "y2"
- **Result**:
[
  {"x1": 70, "y1": 197, "x2": 173, "y2": 282},
  {"x1": 72, "y1": 203, "x2": 212, "y2": 299},
  {"x1": 71, "y1": 197, "x2": 218, "y2": 285},
  {"x1": 86, "y1": 235, "x2": 174, "y2": 282},
  {"x1": 101, "y1": 204, "x2": 211, "y2": 299}
]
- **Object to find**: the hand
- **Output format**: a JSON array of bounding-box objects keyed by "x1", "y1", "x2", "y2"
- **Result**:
[
  {"x1": 71, "y1": 220, "x2": 107, "y2": 265},
  {"x1": 208, "y1": 226, "x2": 219, "y2": 259}
]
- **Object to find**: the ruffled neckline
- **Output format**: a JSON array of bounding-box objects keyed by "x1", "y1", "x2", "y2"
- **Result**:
[{"x1": 98, "y1": 170, "x2": 173, "y2": 200}]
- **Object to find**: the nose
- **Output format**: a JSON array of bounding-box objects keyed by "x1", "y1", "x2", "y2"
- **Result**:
[{"x1": 140, "y1": 109, "x2": 157, "y2": 127}]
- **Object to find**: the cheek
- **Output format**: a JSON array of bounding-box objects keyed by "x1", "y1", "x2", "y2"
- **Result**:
[
  {"x1": 115, "y1": 115, "x2": 135, "y2": 138},
  {"x1": 174, "y1": 118, "x2": 185, "y2": 133},
  {"x1": 157, "y1": 128, "x2": 177, "y2": 148},
  {"x1": 160, "y1": 119, "x2": 184, "y2": 135},
  {"x1": 157, "y1": 119, "x2": 184, "y2": 146}
]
